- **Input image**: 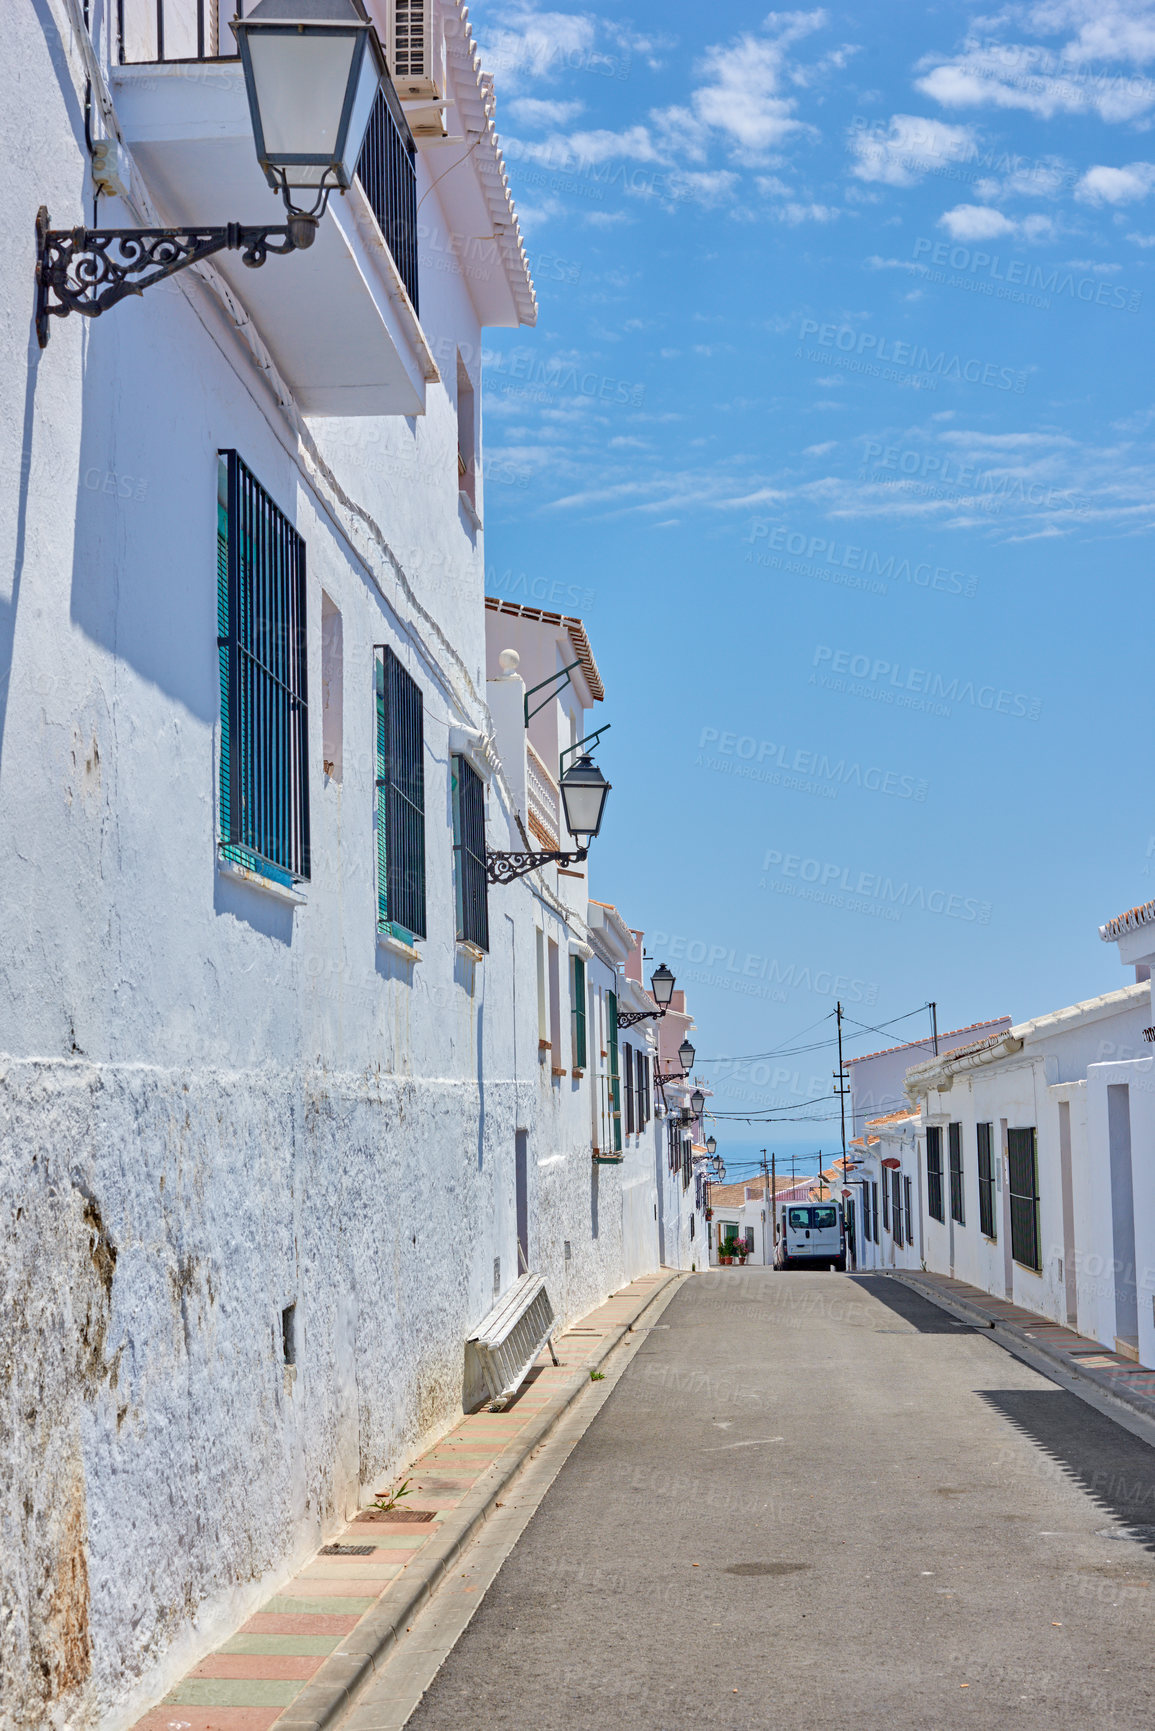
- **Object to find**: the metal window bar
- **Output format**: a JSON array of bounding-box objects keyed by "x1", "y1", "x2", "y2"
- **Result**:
[
  {"x1": 891, "y1": 1170, "x2": 903, "y2": 1246},
  {"x1": 375, "y1": 645, "x2": 426, "y2": 939},
  {"x1": 881, "y1": 1168, "x2": 890, "y2": 1231},
  {"x1": 904, "y1": 1175, "x2": 913, "y2": 1248},
  {"x1": 607, "y1": 991, "x2": 621, "y2": 1152},
  {"x1": 926, "y1": 1126, "x2": 945, "y2": 1223},
  {"x1": 948, "y1": 1121, "x2": 965, "y2": 1225},
  {"x1": 976, "y1": 1121, "x2": 996, "y2": 1239},
  {"x1": 116, "y1": 2, "x2": 419, "y2": 315},
  {"x1": 571, "y1": 956, "x2": 586, "y2": 1069},
  {"x1": 357, "y1": 84, "x2": 420, "y2": 314},
  {"x1": 219, "y1": 450, "x2": 309, "y2": 883},
  {"x1": 1007, "y1": 1126, "x2": 1040, "y2": 1271},
  {"x1": 452, "y1": 754, "x2": 489, "y2": 951}
]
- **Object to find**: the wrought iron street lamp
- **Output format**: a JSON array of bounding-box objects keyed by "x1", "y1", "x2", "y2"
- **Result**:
[
  {"x1": 690, "y1": 1088, "x2": 705, "y2": 1119},
  {"x1": 656, "y1": 1037, "x2": 695, "y2": 1083},
  {"x1": 486, "y1": 754, "x2": 611, "y2": 885},
  {"x1": 36, "y1": 0, "x2": 386, "y2": 344},
  {"x1": 705, "y1": 1135, "x2": 717, "y2": 1156},
  {"x1": 618, "y1": 963, "x2": 677, "y2": 1029}
]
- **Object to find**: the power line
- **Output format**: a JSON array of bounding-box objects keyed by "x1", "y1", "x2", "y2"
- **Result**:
[{"x1": 697, "y1": 1001, "x2": 933, "y2": 1066}]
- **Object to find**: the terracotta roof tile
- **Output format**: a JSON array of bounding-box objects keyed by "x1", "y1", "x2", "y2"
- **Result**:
[
  {"x1": 1099, "y1": 899, "x2": 1155, "y2": 943},
  {"x1": 843, "y1": 1018, "x2": 1011, "y2": 1066},
  {"x1": 484, "y1": 597, "x2": 604, "y2": 701}
]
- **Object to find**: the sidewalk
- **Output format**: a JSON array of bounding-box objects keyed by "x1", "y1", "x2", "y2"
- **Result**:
[
  {"x1": 130, "y1": 1269, "x2": 682, "y2": 1731},
  {"x1": 885, "y1": 1268, "x2": 1155, "y2": 1438}
]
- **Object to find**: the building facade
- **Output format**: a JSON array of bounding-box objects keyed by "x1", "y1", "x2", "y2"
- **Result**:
[{"x1": 0, "y1": 5, "x2": 700, "y2": 1727}]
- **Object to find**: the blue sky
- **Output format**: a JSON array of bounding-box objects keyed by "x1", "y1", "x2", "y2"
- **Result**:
[{"x1": 470, "y1": 0, "x2": 1155, "y2": 1179}]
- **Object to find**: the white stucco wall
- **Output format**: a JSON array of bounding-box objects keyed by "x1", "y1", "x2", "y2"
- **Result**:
[{"x1": 0, "y1": 8, "x2": 662, "y2": 1729}]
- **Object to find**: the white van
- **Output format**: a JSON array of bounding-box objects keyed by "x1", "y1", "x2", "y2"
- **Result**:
[{"x1": 775, "y1": 1201, "x2": 845, "y2": 1271}]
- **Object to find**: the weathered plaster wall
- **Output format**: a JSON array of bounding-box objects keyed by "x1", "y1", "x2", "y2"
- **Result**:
[{"x1": 0, "y1": 12, "x2": 660, "y2": 1731}]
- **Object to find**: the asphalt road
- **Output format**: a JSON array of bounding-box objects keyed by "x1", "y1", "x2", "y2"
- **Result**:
[{"x1": 402, "y1": 1271, "x2": 1155, "y2": 1729}]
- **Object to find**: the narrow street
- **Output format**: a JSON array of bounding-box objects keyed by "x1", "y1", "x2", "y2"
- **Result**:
[{"x1": 358, "y1": 1272, "x2": 1155, "y2": 1731}]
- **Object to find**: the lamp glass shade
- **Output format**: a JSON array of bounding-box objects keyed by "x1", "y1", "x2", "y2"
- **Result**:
[
  {"x1": 559, "y1": 754, "x2": 610, "y2": 842},
  {"x1": 690, "y1": 1088, "x2": 705, "y2": 1117},
  {"x1": 705, "y1": 1136, "x2": 717, "y2": 1155},
  {"x1": 678, "y1": 1038, "x2": 695, "y2": 1070},
  {"x1": 649, "y1": 962, "x2": 675, "y2": 1007},
  {"x1": 235, "y1": 0, "x2": 384, "y2": 193}
]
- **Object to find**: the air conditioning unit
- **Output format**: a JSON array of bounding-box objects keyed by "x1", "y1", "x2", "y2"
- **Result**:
[{"x1": 386, "y1": 0, "x2": 446, "y2": 100}]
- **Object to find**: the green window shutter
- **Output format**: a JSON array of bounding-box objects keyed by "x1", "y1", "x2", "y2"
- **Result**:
[
  {"x1": 572, "y1": 956, "x2": 587, "y2": 1069},
  {"x1": 607, "y1": 990, "x2": 621, "y2": 1152},
  {"x1": 926, "y1": 1126, "x2": 944, "y2": 1223},
  {"x1": 977, "y1": 1122, "x2": 996, "y2": 1239},
  {"x1": 375, "y1": 645, "x2": 426, "y2": 940},
  {"x1": 217, "y1": 449, "x2": 309, "y2": 885},
  {"x1": 452, "y1": 754, "x2": 489, "y2": 950},
  {"x1": 1008, "y1": 1127, "x2": 1040, "y2": 1270}
]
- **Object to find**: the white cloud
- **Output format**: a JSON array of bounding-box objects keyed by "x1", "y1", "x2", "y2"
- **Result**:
[
  {"x1": 848, "y1": 114, "x2": 976, "y2": 186},
  {"x1": 1075, "y1": 162, "x2": 1155, "y2": 203},
  {"x1": 774, "y1": 201, "x2": 839, "y2": 223},
  {"x1": 938, "y1": 204, "x2": 1017, "y2": 240},
  {"x1": 479, "y1": 7, "x2": 599, "y2": 82},
  {"x1": 683, "y1": 15, "x2": 827, "y2": 160},
  {"x1": 915, "y1": 36, "x2": 1155, "y2": 123},
  {"x1": 804, "y1": 441, "x2": 837, "y2": 455},
  {"x1": 505, "y1": 97, "x2": 585, "y2": 129}
]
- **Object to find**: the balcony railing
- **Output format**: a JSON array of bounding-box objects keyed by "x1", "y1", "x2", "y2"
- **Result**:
[
  {"x1": 115, "y1": 0, "x2": 419, "y2": 312},
  {"x1": 525, "y1": 740, "x2": 560, "y2": 851}
]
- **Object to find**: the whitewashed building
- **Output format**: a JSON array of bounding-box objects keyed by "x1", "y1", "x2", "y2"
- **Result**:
[
  {"x1": 903, "y1": 982, "x2": 1150, "y2": 1350},
  {"x1": 847, "y1": 1110, "x2": 922, "y2": 1272},
  {"x1": 0, "y1": 4, "x2": 680, "y2": 1727}
]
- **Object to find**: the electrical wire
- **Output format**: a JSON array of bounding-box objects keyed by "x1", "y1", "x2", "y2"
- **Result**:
[{"x1": 695, "y1": 1001, "x2": 934, "y2": 1066}]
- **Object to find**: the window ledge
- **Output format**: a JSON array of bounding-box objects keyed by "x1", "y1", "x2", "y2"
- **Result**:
[
  {"x1": 377, "y1": 928, "x2": 423, "y2": 963},
  {"x1": 217, "y1": 854, "x2": 307, "y2": 906},
  {"x1": 457, "y1": 939, "x2": 486, "y2": 961}
]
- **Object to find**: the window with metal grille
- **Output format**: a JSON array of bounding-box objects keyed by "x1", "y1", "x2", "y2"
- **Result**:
[
  {"x1": 571, "y1": 956, "x2": 587, "y2": 1069},
  {"x1": 375, "y1": 645, "x2": 426, "y2": 940},
  {"x1": 948, "y1": 1122, "x2": 965, "y2": 1225},
  {"x1": 903, "y1": 1175, "x2": 913, "y2": 1248},
  {"x1": 640, "y1": 1054, "x2": 650, "y2": 1127},
  {"x1": 1008, "y1": 1127, "x2": 1040, "y2": 1271},
  {"x1": 881, "y1": 1169, "x2": 890, "y2": 1231},
  {"x1": 871, "y1": 1180, "x2": 879, "y2": 1242},
  {"x1": 607, "y1": 991, "x2": 622, "y2": 1152},
  {"x1": 217, "y1": 451, "x2": 310, "y2": 884},
  {"x1": 623, "y1": 1043, "x2": 635, "y2": 1136},
  {"x1": 451, "y1": 754, "x2": 488, "y2": 951},
  {"x1": 891, "y1": 1170, "x2": 903, "y2": 1246},
  {"x1": 977, "y1": 1122, "x2": 996, "y2": 1239},
  {"x1": 926, "y1": 1126, "x2": 945, "y2": 1223}
]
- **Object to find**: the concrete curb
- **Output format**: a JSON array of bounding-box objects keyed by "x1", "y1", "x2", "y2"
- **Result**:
[
  {"x1": 884, "y1": 1269, "x2": 1155, "y2": 1450},
  {"x1": 275, "y1": 1269, "x2": 687, "y2": 1731}
]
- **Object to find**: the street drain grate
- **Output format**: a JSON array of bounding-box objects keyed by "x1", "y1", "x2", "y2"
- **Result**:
[
  {"x1": 320, "y1": 1544, "x2": 376, "y2": 1556},
  {"x1": 725, "y1": 1563, "x2": 810, "y2": 1577}
]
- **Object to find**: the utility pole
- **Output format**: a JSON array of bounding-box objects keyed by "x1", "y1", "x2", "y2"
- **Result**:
[
  {"x1": 770, "y1": 1149, "x2": 777, "y2": 1263},
  {"x1": 930, "y1": 1000, "x2": 939, "y2": 1056},
  {"x1": 834, "y1": 999, "x2": 849, "y2": 1181},
  {"x1": 760, "y1": 1148, "x2": 770, "y2": 1264}
]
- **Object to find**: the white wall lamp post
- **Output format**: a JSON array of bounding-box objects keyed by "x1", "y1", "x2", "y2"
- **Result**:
[{"x1": 36, "y1": 0, "x2": 384, "y2": 345}]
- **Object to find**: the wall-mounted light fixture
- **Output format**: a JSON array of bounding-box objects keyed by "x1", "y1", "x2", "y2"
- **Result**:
[
  {"x1": 486, "y1": 753, "x2": 611, "y2": 885},
  {"x1": 36, "y1": 0, "x2": 384, "y2": 345},
  {"x1": 618, "y1": 962, "x2": 676, "y2": 1028}
]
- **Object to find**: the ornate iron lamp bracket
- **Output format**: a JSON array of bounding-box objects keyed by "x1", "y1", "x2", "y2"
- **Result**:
[
  {"x1": 617, "y1": 1006, "x2": 665, "y2": 1027},
  {"x1": 35, "y1": 207, "x2": 300, "y2": 348},
  {"x1": 485, "y1": 846, "x2": 588, "y2": 885}
]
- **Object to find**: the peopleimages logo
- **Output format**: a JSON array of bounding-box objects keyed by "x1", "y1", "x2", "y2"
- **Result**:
[
  {"x1": 811, "y1": 646, "x2": 1043, "y2": 721},
  {"x1": 760, "y1": 850, "x2": 992, "y2": 924},
  {"x1": 745, "y1": 521, "x2": 978, "y2": 597},
  {"x1": 696, "y1": 728, "x2": 929, "y2": 802},
  {"x1": 648, "y1": 930, "x2": 879, "y2": 1005},
  {"x1": 798, "y1": 319, "x2": 1027, "y2": 393},
  {"x1": 912, "y1": 238, "x2": 1141, "y2": 314}
]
